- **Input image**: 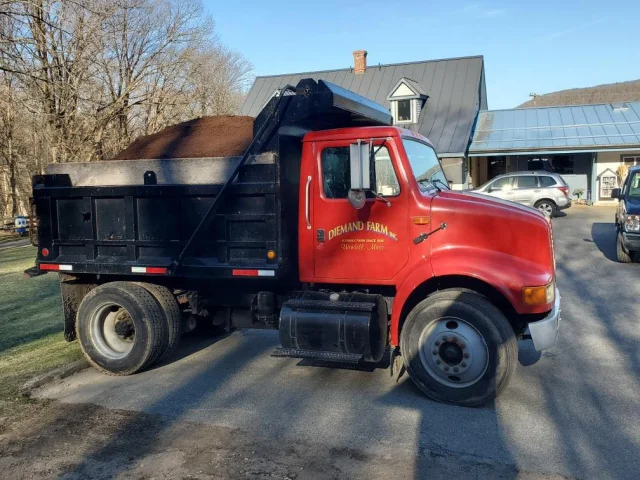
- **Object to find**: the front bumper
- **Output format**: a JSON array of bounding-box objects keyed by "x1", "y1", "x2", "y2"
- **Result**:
[
  {"x1": 526, "y1": 288, "x2": 560, "y2": 351},
  {"x1": 622, "y1": 231, "x2": 640, "y2": 252}
]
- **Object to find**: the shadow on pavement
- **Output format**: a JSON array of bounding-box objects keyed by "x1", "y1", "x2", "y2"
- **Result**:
[
  {"x1": 591, "y1": 222, "x2": 618, "y2": 262},
  {"x1": 377, "y1": 290, "x2": 519, "y2": 479}
]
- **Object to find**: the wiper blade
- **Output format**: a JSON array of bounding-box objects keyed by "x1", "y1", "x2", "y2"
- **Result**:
[
  {"x1": 432, "y1": 178, "x2": 450, "y2": 190},
  {"x1": 417, "y1": 178, "x2": 441, "y2": 192}
]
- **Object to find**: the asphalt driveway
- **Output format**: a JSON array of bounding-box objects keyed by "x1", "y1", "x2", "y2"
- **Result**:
[{"x1": 36, "y1": 205, "x2": 640, "y2": 479}]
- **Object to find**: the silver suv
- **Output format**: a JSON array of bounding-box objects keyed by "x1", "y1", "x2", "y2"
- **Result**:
[{"x1": 473, "y1": 171, "x2": 572, "y2": 216}]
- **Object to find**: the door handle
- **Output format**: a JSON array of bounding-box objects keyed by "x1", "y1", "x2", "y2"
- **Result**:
[{"x1": 305, "y1": 175, "x2": 312, "y2": 230}]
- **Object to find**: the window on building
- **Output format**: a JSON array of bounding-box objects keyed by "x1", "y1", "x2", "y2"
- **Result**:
[
  {"x1": 488, "y1": 156, "x2": 506, "y2": 178},
  {"x1": 321, "y1": 146, "x2": 400, "y2": 199},
  {"x1": 387, "y1": 78, "x2": 428, "y2": 124},
  {"x1": 612, "y1": 102, "x2": 630, "y2": 112},
  {"x1": 527, "y1": 157, "x2": 554, "y2": 172},
  {"x1": 623, "y1": 156, "x2": 640, "y2": 167},
  {"x1": 517, "y1": 176, "x2": 538, "y2": 188},
  {"x1": 550, "y1": 155, "x2": 574, "y2": 174},
  {"x1": 396, "y1": 100, "x2": 412, "y2": 122}
]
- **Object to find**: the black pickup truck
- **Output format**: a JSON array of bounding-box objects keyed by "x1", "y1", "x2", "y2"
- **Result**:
[{"x1": 612, "y1": 165, "x2": 640, "y2": 262}]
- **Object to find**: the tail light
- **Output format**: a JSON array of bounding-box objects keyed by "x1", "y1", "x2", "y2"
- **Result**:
[{"x1": 557, "y1": 186, "x2": 569, "y2": 196}]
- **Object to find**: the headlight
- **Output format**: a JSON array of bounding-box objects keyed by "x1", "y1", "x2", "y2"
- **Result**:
[
  {"x1": 523, "y1": 280, "x2": 555, "y2": 306},
  {"x1": 624, "y1": 214, "x2": 640, "y2": 232}
]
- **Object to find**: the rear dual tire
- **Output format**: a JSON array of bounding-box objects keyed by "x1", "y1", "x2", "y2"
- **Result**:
[
  {"x1": 401, "y1": 290, "x2": 518, "y2": 407},
  {"x1": 76, "y1": 281, "x2": 181, "y2": 376}
]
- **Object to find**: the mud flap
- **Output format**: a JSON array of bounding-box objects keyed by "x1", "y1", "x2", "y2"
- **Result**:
[{"x1": 59, "y1": 274, "x2": 97, "y2": 341}]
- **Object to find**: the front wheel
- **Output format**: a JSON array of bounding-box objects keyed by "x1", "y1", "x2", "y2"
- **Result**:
[
  {"x1": 616, "y1": 230, "x2": 633, "y2": 263},
  {"x1": 400, "y1": 289, "x2": 518, "y2": 407}
]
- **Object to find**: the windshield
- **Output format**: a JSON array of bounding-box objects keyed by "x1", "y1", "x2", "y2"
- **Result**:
[
  {"x1": 628, "y1": 172, "x2": 640, "y2": 198},
  {"x1": 402, "y1": 138, "x2": 448, "y2": 191}
]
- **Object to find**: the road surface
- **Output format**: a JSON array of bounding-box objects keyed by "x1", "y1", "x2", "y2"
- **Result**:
[{"x1": 35, "y1": 206, "x2": 640, "y2": 479}]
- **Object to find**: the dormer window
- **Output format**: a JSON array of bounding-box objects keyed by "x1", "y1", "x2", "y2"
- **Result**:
[
  {"x1": 397, "y1": 99, "x2": 412, "y2": 122},
  {"x1": 387, "y1": 77, "x2": 428, "y2": 125}
]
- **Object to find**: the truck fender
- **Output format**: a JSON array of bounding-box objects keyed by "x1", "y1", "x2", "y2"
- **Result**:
[
  {"x1": 390, "y1": 262, "x2": 435, "y2": 346},
  {"x1": 390, "y1": 248, "x2": 552, "y2": 346}
]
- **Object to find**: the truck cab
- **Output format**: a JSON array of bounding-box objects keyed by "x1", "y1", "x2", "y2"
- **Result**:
[{"x1": 29, "y1": 79, "x2": 560, "y2": 407}]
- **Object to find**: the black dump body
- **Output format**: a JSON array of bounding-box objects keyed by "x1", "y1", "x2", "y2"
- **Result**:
[{"x1": 32, "y1": 79, "x2": 391, "y2": 284}]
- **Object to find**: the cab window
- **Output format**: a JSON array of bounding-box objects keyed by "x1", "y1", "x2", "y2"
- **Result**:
[
  {"x1": 372, "y1": 146, "x2": 400, "y2": 196},
  {"x1": 321, "y1": 147, "x2": 350, "y2": 199},
  {"x1": 321, "y1": 145, "x2": 400, "y2": 199}
]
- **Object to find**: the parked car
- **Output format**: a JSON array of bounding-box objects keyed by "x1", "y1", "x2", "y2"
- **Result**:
[
  {"x1": 472, "y1": 171, "x2": 571, "y2": 217},
  {"x1": 14, "y1": 216, "x2": 28, "y2": 236},
  {"x1": 612, "y1": 166, "x2": 640, "y2": 262}
]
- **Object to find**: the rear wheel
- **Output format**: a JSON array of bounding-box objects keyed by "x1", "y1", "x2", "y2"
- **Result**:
[
  {"x1": 400, "y1": 289, "x2": 518, "y2": 407},
  {"x1": 76, "y1": 282, "x2": 167, "y2": 375},
  {"x1": 135, "y1": 283, "x2": 182, "y2": 362},
  {"x1": 534, "y1": 200, "x2": 556, "y2": 217},
  {"x1": 616, "y1": 230, "x2": 633, "y2": 263}
]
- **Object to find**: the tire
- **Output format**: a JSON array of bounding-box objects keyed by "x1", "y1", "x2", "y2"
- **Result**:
[
  {"x1": 400, "y1": 289, "x2": 518, "y2": 407},
  {"x1": 135, "y1": 282, "x2": 182, "y2": 362},
  {"x1": 616, "y1": 230, "x2": 633, "y2": 263},
  {"x1": 534, "y1": 200, "x2": 556, "y2": 217},
  {"x1": 76, "y1": 282, "x2": 167, "y2": 375}
]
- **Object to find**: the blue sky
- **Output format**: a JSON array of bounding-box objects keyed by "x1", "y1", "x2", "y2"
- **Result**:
[{"x1": 204, "y1": 0, "x2": 640, "y2": 109}]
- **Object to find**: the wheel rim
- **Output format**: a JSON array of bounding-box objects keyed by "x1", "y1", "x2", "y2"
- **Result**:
[
  {"x1": 537, "y1": 203, "x2": 553, "y2": 216},
  {"x1": 89, "y1": 302, "x2": 136, "y2": 360},
  {"x1": 418, "y1": 317, "x2": 489, "y2": 388}
]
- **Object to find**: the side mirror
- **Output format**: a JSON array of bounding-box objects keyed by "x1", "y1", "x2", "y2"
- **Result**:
[
  {"x1": 611, "y1": 188, "x2": 621, "y2": 199},
  {"x1": 348, "y1": 141, "x2": 371, "y2": 209}
]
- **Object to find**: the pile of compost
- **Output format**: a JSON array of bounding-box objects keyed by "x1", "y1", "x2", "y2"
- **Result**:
[{"x1": 111, "y1": 115, "x2": 254, "y2": 160}]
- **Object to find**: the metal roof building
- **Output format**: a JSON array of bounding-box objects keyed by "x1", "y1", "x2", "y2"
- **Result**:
[
  {"x1": 241, "y1": 55, "x2": 487, "y2": 159},
  {"x1": 470, "y1": 102, "x2": 640, "y2": 156},
  {"x1": 468, "y1": 102, "x2": 640, "y2": 204}
]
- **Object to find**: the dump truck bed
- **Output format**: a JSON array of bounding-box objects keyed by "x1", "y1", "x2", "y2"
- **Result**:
[{"x1": 33, "y1": 154, "x2": 282, "y2": 279}]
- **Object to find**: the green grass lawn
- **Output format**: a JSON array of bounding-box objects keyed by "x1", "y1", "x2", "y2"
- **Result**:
[{"x1": 0, "y1": 245, "x2": 81, "y2": 402}]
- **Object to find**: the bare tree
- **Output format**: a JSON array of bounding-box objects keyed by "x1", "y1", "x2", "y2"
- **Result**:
[{"x1": 0, "y1": 0, "x2": 252, "y2": 215}]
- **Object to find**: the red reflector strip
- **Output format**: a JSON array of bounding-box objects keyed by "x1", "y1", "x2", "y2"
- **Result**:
[
  {"x1": 232, "y1": 269, "x2": 275, "y2": 277},
  {"x1": 147, "y1": 267, "x2": 167, "y2": 274},
  {"x1": 39, "y1": 264, "x2": 72, "y2": 271},
  {"x1": 131, "y1": 266, "x2": 167, "y2": 274}
]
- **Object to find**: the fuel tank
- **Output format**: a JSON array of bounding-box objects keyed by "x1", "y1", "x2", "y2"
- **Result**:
[{"x1": 279, "y1": 291, "x2": 388, "y2": 363}]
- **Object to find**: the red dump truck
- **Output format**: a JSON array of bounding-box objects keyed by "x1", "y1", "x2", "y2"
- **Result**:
[{"x1": 28, "y1": 79, "x2": 560, "y2": 407}]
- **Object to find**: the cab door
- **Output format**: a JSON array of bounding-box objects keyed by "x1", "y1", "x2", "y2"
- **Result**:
[{"x1": 312, "y1": 139, "x2": 409, "y2": 283}]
